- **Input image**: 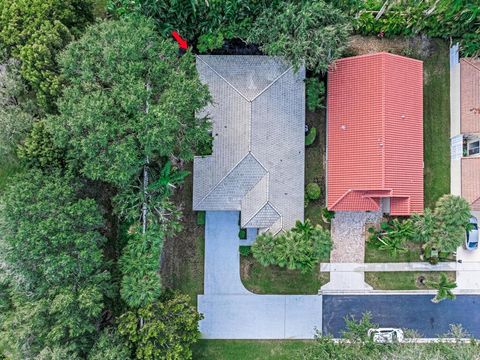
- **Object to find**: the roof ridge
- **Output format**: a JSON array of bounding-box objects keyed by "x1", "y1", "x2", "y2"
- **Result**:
[
  {"x1": 197, "y1": 55, "x2": 293, "y2": 103},
  {"x1": 381, "y1": 53, "x2": 386, "y2": 188},
  {"x1": 196, "y1": 55, "x2": 250, "y2": 102},
  {"x1": 329, "y1": 189, "x2": 352, "y2": 210},
  {"x1": 194, "y1": 153, "x2": 254, "y2": 208},
  {"x1": 462, "y1": 58, "x2": 480, "y2": 73},
  {"x1": 250, "y1": 65, "x2": 294, "y2": 102},
  {"x1": 242, "y1": 199, "x2": 276, "y2": 228}
]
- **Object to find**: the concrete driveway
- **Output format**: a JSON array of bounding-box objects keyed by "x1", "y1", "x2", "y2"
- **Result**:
[
  {"x1": 204, "y1": 211, "x2": 251, "y2": 295},
  {"x1": 198, "y1": 211, "x2": 323, "y2": 339}
]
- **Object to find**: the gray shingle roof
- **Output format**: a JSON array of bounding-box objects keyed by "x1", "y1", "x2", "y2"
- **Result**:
[{"x1": 193, "y1": 55, "x2": 305, "y2": 232}]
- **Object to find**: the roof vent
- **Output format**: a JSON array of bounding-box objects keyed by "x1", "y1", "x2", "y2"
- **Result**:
[{"x1": 341, "y1": 124, "x2": 347, "y2": 130}]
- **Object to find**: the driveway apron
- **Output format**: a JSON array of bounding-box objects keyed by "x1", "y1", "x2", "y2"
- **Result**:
[{"x1": 198, "y1": 211, "x2": 323, "y2": 339}]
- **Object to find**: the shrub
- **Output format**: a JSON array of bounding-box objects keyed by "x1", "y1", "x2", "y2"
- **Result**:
[
  {"x1": 238, "y1": 228, "x2": 247, "y2": 240},
  {"x1": 252, "y1": 220, "x2": 332, "y2": 273},
  {"x1": 306, "y1": 78, "x2": 325, "y2": 112},
  {"x1": 251, "y1": 232, "x2": 277, "y2": 266},
  {"x1": 306, "y1": 183, "x2": 321, "y2": 201},
  {"x1": 322, "y1": 208, "x2": 335, "y2": 222},
  {"x1": 197, "y1": 211, "x2": 206, "y2": 225},
  {"x1": 305, "y1": 127, "x2": 317, "y2": 146},
  {"x1": 239, "y1": 246, "x2": 251, "y2": 257}
]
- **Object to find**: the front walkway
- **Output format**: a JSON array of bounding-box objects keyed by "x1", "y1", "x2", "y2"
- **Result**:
[
  {"x1": 198, "y1": 211, "x2": 323, "y2": 339},
  {"x1": 330, "y1": 210, "x2": 382, "y2": 262},
  {"x1": 323, "y1": 210, "x2": 382, "y2": 291}
]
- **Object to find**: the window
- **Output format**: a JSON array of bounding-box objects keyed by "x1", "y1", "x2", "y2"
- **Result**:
[{"x1": 468, "y1": 141, "x2": 480, "y2": 156}]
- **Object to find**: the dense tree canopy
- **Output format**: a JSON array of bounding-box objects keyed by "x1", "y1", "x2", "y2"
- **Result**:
[
  {"x1": 0, "y1": 170, "x2": 111, "y2": 357},
  {"x1": 108, "y1": 0, "x2": 279, "y2": 52},
  {"x1": 248, "y1": 0, "x2": 351, "y2": 73},
  {"x1": 118, "y1": 291, "x2": 202, "y2": 360},
  {"x1": 0, "y1": 59, "x2": 37, "y2": 158},
  {"x1": 48, "y1": 16, "x2": 211, "y2": 187},
  {"x1": 0, "y1": 0, "x2": 94, "y2": 110}
]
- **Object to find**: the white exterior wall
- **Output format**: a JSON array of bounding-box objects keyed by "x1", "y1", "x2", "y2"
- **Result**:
[{"x1": 450, "y1": 44, "x2": 462, "y2": 196}]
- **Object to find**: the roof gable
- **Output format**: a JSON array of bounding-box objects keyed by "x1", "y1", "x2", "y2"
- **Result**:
[{"x1": 327, "y1": 52, "x2": 423, "y2": 215}]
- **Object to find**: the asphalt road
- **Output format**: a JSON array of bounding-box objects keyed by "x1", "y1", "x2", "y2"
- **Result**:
[{"x1": 323, "y1": 295, "x2": 480, "y2": 338}]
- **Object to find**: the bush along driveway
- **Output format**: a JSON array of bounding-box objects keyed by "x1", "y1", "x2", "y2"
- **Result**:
[{"x1": 198, "y1": 211, "x2": 324, "y2": 339}]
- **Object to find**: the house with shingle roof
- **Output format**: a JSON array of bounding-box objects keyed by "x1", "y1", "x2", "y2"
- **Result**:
[
  {"x1": 192, "y1": 56, "x2": 305, "y2": 234},
  {"x1": 327, "y1": 52, "x2": 424, "y2": 216},
  {"x1": 450, "y1": 45, "x2": 480, "y2": 213}
]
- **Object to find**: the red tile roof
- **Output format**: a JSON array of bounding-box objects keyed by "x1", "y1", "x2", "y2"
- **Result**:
[
  {"x1": 461, "y1": 158, "x2": 480, "y2": 211},
  {"x1": 327, "y1": 52, "x2": 423, "y2": 215},
  {"x1": 460, "y1": 58, "x2": 480, "y2": 133}
]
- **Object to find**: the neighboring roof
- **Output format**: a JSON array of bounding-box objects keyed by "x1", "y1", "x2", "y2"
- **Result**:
[
  {"x1": 193, "y1": 56, "x2": 305, "y2": 232},
  {"x1": 461, "y1": 158, "x2": 480, "y2": 211},
  {"x1": 327, "y1": 52, "x2": 424, "y2": 215},
  {"x1": 460, "y1": 58, "x2": 480, "y2": 133}
]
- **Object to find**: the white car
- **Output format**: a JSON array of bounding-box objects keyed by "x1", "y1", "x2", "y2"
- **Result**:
[
  {"x1": 465, "y1": 216, "x2": 478, "y2": 251},
  {"x1": 368, "y1": 328, "x2": 404, "y2": 343}
]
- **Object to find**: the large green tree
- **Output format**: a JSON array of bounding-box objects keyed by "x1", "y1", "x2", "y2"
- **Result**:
[
  {"x1": 248, "y1": 0, "x2": 351, "y2": 73},
  {"x1": 0, "y1": 0, "x2": 94, "y2": 110},
  {"x1": 49, "y1": 16, "x2": 210, "y2": 187},
  {"x1": 118, "y1": 291, "x2": 202, "y2": 360},
  {"x1": 47, "y1": 18, "x2": 211, "y2": 306},
  {"x1": 0, "y1": 170, "x2": 111, "y2": 357}
]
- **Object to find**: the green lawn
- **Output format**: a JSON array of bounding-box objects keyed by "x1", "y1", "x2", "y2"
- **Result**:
[
  {"x1": 240, "y1": 255, "x2": 329, "y2": 294},
  {"x1": 365, "y1": 271, "x2": 456, "y2": 290},
  {"x1": 170, "y1": 235, "x2": 204, "y2": 306},
  {"x1": 423, "y1": 39, "x2": 451, "y2": 209},
  {"x1": 365, "y1": 240, "x2": 422, "y2": 263},
  {"x1": 192, "y1": 340, "x2": 310, "y2": 360}
]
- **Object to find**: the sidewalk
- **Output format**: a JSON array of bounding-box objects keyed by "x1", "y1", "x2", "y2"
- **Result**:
[{"x1": 321, "y1": 262, "x2": 460, "y2": 272}]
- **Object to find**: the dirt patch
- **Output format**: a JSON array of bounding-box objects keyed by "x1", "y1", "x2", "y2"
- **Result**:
[
  {"x1": 240, "y1": 256, "x2": 253, "y2": 281},
  {"x1": 160, "y1": 162, "x2": 205, "y2": 303},
  {"x1": 346, "y1": 34, "x2": 434, "y2": 59}
]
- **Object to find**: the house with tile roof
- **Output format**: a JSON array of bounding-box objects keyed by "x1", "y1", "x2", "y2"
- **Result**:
[
  {"x1": 450, "y1": 45, "x2": 480, "y2": 214},
  {"x1": 327, "y1": 52, "x2": 424, "y2": 216},
  {"x1": 192, "y1": 56, "x2": 305, "y2": 234}
]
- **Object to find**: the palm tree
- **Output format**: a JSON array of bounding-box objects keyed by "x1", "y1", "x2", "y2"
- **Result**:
[
  {"x1": 430, "y1": 273, "x2": 457, "y2": 303},
  {"x1": 148, "y1": 160, "x2": 189, "y2": 197},
  {"x1": 376, "y1": 236, "x2": 407, "y2": 258},
  {"x1": 292, "y1": 219, "x2": 314, "y2": 237}
]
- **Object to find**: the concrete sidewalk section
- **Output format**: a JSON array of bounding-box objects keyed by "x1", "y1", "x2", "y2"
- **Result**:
[
  {"x1": 198, "y1": 295, "x2": 322, "y2": 339},
  {"x1": 321, "y1": 262, "x2": 459, "y2": 272}
]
